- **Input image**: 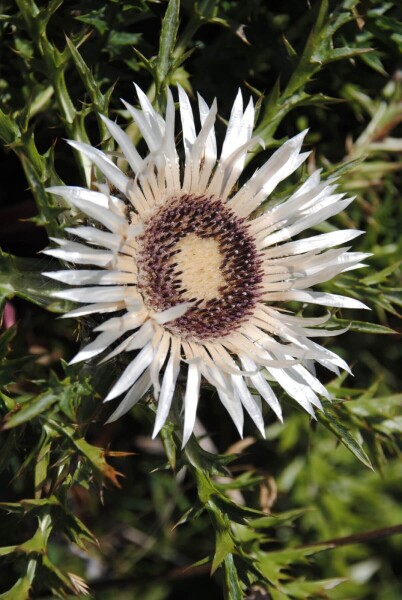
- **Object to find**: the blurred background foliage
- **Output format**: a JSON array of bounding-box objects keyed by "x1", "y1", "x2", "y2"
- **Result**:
[{"x1": 0, "y1": 0, "x2": 401, "y2": 598}]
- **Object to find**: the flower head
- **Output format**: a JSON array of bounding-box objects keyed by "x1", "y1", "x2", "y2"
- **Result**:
[{"x1": 44, "y1": 85, "x2": 369, "y2": 445}]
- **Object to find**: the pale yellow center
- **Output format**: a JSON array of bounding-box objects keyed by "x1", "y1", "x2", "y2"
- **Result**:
[{"x1": 173, "y1": 233, "x2": 225, "y2": 302}]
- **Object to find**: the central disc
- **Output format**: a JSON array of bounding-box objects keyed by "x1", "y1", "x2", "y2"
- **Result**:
[
  {"x1": 137, "y1": 194, "x2": 263, "y2": 341},
  {"x1": 174, "y1": 233, "x2": 225, "y2": 302}
]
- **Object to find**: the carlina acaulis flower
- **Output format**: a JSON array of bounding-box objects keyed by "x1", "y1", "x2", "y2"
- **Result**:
[{"x1": 43, "y1": 84, "x2": 370, "y2": 446}]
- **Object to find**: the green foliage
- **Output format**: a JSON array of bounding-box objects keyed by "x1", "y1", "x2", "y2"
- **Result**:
[
  {"x1": 0, "y1": 360, "x2": 123, "y2": 597},
  {"x1": 0, "y1": 0, "x2": 401, "y2": 598},
  {"x1": 0, "y1": 250, "x2": 64, "y2": 309},
  {"x1": 254, "y1": 0, "x2": 372, "y2": 147}
]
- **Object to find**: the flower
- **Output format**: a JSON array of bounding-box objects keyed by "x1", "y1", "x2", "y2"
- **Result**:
[{"x1": 44, "y1": 85, "x2": 369, "y2": 446}]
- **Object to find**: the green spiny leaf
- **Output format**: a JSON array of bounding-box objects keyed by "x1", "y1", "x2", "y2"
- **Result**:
[
  {"x1": 155, "y1": 0, "x2": 180, "y2": 102},
  {"x1": 223, "y1": 554, "x2": 243, "y2": 600},
  {"x1": 317, "y1": 407, "x2": 373, "y2": 469},
  {"x1": 328, "y1": 316, "x2": 395, "y2": 335},
  {"x1": 212, "y1": 523, "x2": 236, "y2": 574},
  {"x1": 0, "y1": 576, "x2": 33, "y2": 600},
  {"x1": 2, "y1": 393, "x2": 57, "y2": 430}
]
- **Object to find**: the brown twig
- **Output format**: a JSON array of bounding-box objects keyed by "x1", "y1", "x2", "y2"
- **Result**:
[
  {"x1": 298, "y1": 523, "x2": 402, "y2": 549},
  {"x1": 35, "y1": 523, "x2": 402, "y2": 597}
]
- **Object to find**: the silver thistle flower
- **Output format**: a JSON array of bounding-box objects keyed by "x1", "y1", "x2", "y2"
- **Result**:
[{"x1": 44, "y1": 85, "x2": 369, "y2": 445}]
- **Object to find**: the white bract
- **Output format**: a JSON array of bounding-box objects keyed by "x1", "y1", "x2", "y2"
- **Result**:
[{"x1": 44, "y1": 85, "x2": 369, "y2": 446}]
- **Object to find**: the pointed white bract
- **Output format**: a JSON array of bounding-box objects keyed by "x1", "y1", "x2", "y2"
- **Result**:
[{"x1": 44, "y1": 85, "x2": 368, "y2": 444}]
